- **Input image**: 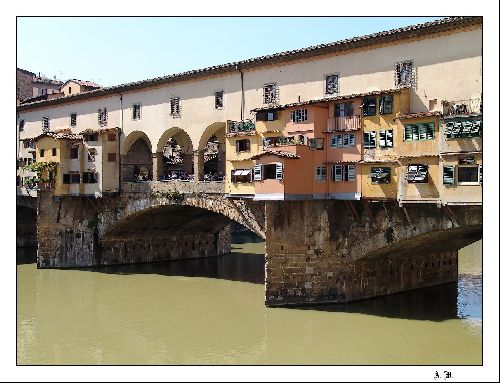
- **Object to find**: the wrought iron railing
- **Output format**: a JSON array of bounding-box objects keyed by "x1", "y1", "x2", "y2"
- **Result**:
[
  {"x1": 327, "y1": 116, "x2": 361, "y2": 131},
  {"x1": 227, "y1": 119, "x2": 256, "y2": 134},
  {"x1": 442, "y1": 98, "x2": 482, "y2": 117}
]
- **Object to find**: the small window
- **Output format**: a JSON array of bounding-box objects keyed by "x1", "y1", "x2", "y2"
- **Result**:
[
  {"x1": 308, "y1": 138, "x2": 317, "y2": 149},
  {"x1": 170, "y1": 97, "x2": 180, "y2": 117},
  {"x1": 395, "y1": 60, "x2": 413, "y2": 87},
  {"x1": 325, "y1": 74, "x2": 339, "y2": 95},
  {"x1": 362, "y1": 98, "x2": 377, "y2": 116},
  {"x1": 363, "y1": 131, "x2": 376, "y2": 149},
  {"x1": 19, "y1": 120, "x2": 25, "y2": 132},
  {"x1": 308, "y1": 138, "x2": 324, "y2": 150},
  {"x1": 40, "y1": 149, "x2": 45, "y2": 157},
  {"x1": 263, "y1": 164, "x2": 277, "y2": 180},
  {"x1": 404, "y1": 123, "x2": 434, "y2": 141},
  {"x1": 108, "y1": 153, "x2": 117, "y2": 162},
  {"x1": 236, "y1": 139, "x2": 250, "y2": 152},
  {"x1": 256, "y1": 111, "x2": 278, "y2": 121},
  {"x1": 108, "y1": 133, "x2": 116, "y2": 142},
  {"x1": 231, "y1": 169, "x2": 253, "y2": 183},
  {"x1": 332, "y1": 164, "x2": 356, "y2": 182},
  {"x1": 379, "y1": 95, "x2": 393, "y2": 115},
  {"x1": 370, "y1": 167, "x2": 391, "y2": 184},
  {"x1": 443, "y1": 165, "x2": 455, "y2": 185},
  {"x1": 334, "y1": 102, "x2": 353, "y2": 117},
  {"x1": 63, "y1": 174, "x2": 70, "y2": 184},
  {"x1": 457, "y1": 166, "x2": 479, "y2": 183},
  {"x1": 291, "y1": 109, "x2": 308, "y2": 123},
  {"x1": 42, "y1": 117, "x2": 50, "y2": 132},
  {"x1": 407, "y1": 164, "x2": 429, "y2": 183},
  {"x1": 132, "y1": 104, "x2": 141, "y2": 120},
  {"x1": 70, "y1": 113, "x2": 77, "y2": 128},
  {"x1": 82, "y1": 172, "x2": 98, "y2": 184},
  {"x1": 98, "y1": 108, "x2": 108, "y2": 127},
  {"x1": 331, "y1": 133, "x2": 343, "y2": 148},
  {"x1": 215, "y1": 91, "x2": 224, "y2": 109},
  {"x1": 445, "y1": 120, "x2": 482, "y2": 139},
  {"x1": 263, "y1": 83, "x2": 278, "y2": 104},
  {"x1": 254, "y1": 164, "x2": 262, "y2": 181},
  {"x1": 379, "y1": 130, "x2": 394, "y2": 148},
  {"x1": 315, "y1": 166, "x2": 326, "y2": 182},
  {"x1": 70, "y1": 146, "x2": 79, "y2": 159},
  {"x1": 70, "y1": 173, "x2": 80, "y2": 184},
  {"x1": 68, "y1": 86, "x2": 72, "y2": 95},
  {"x1": 84, "y1": 133, "x2": 98, "y2": 142},
  {"x1": 51, "y1": 148, "x2": 57, "y2": 157},
  {"x1": 87, "y1": 149, "x2": 97, "y2": 162}
]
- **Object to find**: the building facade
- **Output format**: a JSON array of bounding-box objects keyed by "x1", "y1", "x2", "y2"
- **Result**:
[{"x1": 17, "y1": 17, "x2": 482, "y2": 205}]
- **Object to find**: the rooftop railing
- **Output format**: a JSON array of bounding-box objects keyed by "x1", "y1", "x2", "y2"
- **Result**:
[{"x1": 442, "y1": 98, "x2": 482, "y2": 117}]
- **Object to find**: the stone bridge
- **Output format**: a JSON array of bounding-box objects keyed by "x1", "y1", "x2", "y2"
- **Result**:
[
  {"x1": 35, "y1": 182, "x2": 481, "y2": 306},
  {"x1": 17, "y1": 194, "x2": 37, "y2": 247}
]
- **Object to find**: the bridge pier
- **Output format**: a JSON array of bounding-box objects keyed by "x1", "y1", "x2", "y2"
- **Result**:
[{"x1": 264, "y1": 200, "x2": 480, "y2": 306}]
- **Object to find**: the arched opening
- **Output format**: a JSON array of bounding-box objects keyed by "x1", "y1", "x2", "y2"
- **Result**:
[
  {"x1": 122, "y1": 131, "x2": 153, "y2": 182},
  {"x1": 156, "y1": 128, "x2": 194, "y2": 181},
  {"x1": 198, "y1": 122, "x2": 226, "y2": 181}
]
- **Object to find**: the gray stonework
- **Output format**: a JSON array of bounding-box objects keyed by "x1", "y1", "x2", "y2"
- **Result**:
[
  {"x1": 264, "y1": 200, "x2": 481, "y2": 306},
  {"x1": 35, "y1": 187, "x2": 481, "y2": 306}
]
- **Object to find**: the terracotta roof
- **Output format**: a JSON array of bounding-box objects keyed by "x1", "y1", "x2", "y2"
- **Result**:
[
  {"x1": 79, "y1": 127, "x2": 121, "y2": 134},
  {"x1": 397, "y1": 111, "x2": 441, "y2": 119},
  {"x1": 250, "y1": 150, "x2": 300, "y2": 160},
  {"x1": 251, "y1": 87, "x2": 409, "y2": 112},
  {"x1": 324, "y1": 160, "x2": 362, "y2": 164},
  {"x1": 17, "y1": 17, "x2": 481, "y2": 112},
  {"x1": 28, "y1": 130, "x2": 83, "y2": 141},
  {"x1": 64, "y1": 79, "x2": 101, "y2": 88}
]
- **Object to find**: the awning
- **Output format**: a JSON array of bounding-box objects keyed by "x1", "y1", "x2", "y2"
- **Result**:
[
  {"x1": 234, "y1": 170, "x2": 243, "y2": 176},
  {"x1": 240, "y1": 170, "x2": 251, "y2": 176}
]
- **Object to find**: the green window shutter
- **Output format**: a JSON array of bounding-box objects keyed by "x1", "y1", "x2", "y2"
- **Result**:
[{"x1": 443, "y1": 165, "x2": 455, "y2": 185}]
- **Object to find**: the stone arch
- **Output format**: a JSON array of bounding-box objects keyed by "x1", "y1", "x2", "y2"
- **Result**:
[
  {"x1": 155, "y1": 127, "x2": 194, "y2": 180},
  {"x1": 121, "y1": 131, "x2": 153, "y2": 182},
  {"x1": 197, "y1": 122, "x2": 226, "y2": 181}
]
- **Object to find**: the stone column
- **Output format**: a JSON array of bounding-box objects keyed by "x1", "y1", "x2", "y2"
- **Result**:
[
  {"x1": 217, "y1": 143, "x2": 226, "y2": 177},
  {"x1": 152, "y1": 152, "x2": 163, "y2": 181},
  {"x1": 192, "y1": 150, "x2": 204, "y2": 181}
]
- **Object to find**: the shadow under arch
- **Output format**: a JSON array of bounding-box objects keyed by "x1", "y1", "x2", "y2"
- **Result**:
[
  {"x1": 198, "y1": 122, "x2": 226, "y2": 180},
  {"x1": 156, "y1": 127, "x2": 194, "y2": 179},
  {"x1": 122, "y1": 131, "x2": 153, "y2": 182}
]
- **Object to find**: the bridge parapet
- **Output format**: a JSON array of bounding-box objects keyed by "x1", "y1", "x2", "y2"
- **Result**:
[{"x1": 122, "y1": 180, "x2": 224, "y2": 195}]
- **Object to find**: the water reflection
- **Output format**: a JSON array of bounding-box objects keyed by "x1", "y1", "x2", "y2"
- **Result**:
[{"x1": 16, "y1": 236, "x2": 482, "y2": 365}]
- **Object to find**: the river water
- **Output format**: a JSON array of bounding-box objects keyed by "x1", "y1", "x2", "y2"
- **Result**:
[{"x1": 16, "y1": 234, "x2": 482, "y2": 365}]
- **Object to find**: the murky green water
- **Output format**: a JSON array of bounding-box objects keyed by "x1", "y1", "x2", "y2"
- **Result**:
[{"x1": 17, "y1": 235, "x2": 482, "y2": 365}]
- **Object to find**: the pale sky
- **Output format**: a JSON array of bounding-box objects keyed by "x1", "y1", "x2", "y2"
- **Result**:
[{"x1": 17, "y1": 17, "x2": 441, "y2": 87}]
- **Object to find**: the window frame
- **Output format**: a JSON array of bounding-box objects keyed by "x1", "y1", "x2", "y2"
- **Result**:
[
  {"x1": 370, "y1": 167, "x2": 391, "y2": 184},
  {"x1": 231, "y1": 168, "x2": 253, "y2": 183},
  {"x1": 70, "y1": 113, "x2": 77, "y2": 128},
  {"x1": 315, "y1": 165, "x2": 327, "y2": 182},
  {"x1": 235, "y1": 139, "x2": 251, "y2": 152},
  {"x1": 214, "y1": 90, "x2": 224, "y2": 110},
  {"x1": 132, "y1": 104, "x2": 142, "y2": 120},
  {"x1": 170, "y1": 97, "x2": 181, "y2": 117},
  {"x1": 263, "y1": 83, "x2": 278, "y2": 105},
  {"x1": 379, "y1": 95, "x2": 394, "y2": 115},
  {"x1": 394, "y1": 60, "x2": 414, "y2": 88},
  {"x1": 379, "y1": 129, "x2": 394, "y2": 148},
  {"x1": 42, "y1": 116, "x2": 50, "y2": 131},
  {"x1": 406, "y1": 164, "x2": 429, "y2": 183},
  {"x1": 325, "y1": 73, "x2": 339, "y2": 95},
  {"x1": 443, "y1": 165, "x2": 455, "y2": 185},
  {"x1": 98, "y1": 108, "x2": 108, "y2": 127},
  {"x1": 404, "y1": 123, "x2": 435, "y2": 141},
  {"x1": 456, "y1": 165, "x2": 480, "y2": 185},
  {"x1": 362, "y1": 97, "x2": 377, "y2": 117},
  {"x1": 363, "y1": 131, "x2": 376, "y2": 149},
  {"x1": 291, "y1": 108, "x2": 308, "y2": 123}
]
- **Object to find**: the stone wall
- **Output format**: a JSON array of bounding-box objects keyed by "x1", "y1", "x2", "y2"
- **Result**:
[{"x1": 264, "y1": 200, "x2": 481, "y2": 306}]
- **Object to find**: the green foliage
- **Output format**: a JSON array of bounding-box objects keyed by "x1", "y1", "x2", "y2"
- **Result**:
[
  {"x1": 22, "y1": 161, "x2": 58, "y2": 183},
  {"x1": 150, "y1": 189, "x2": 184, "y2": 203}
]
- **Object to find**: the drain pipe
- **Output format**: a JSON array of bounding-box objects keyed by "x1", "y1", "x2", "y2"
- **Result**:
[{"x1": 237, "y1": 65, "x2": 245, "y2": 120}]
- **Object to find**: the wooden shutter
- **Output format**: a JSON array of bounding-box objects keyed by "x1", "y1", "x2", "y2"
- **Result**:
[
  {"x1": 379, "y1": 130, "x2": 386, "y2": 148},
  {"x1": 443, "y1": 165, "x2": 455, "y2": 185},
  {"x1": 478, "y1": 164, "x2": 482, "y2": 183},
  {"x1": 253, "y1": 164, "x2": 262, "y2": 181},
  {"x1": 276, "y1": 163, "x2": 283, "y2": 180},
  {"x1": 349, "y1": 133, "x2": 356, "y2": 147},
  {"x1": 334, "y1": 165, "x2": 343, "y2": 182},
  {"x1": 343, "y1": 134, "x2": 349, "y2": 147},
  {"x1": 386, "y1": 130, "x2": 393, "y2": 147},
  {"x1": 347, "y1": 165, "x2": 356, "y2": 181}
]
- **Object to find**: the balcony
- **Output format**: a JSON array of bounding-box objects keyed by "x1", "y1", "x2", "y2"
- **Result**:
[
  {"x1": 442, "y1": 98, "x2": 482, "y2": 117},
  {"x1": 327, "y1": 116, "x2": 361, "y2": 132},
  {"x1": 226, "y1": 120, "x2": 256, "y2": 135}
]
